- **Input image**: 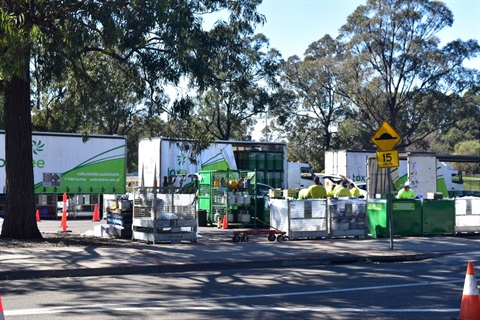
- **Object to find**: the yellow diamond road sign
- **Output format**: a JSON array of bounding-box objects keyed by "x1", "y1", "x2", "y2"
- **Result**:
[{"x1": 371, "y1": 121, "x2": 401, "y2": 151}]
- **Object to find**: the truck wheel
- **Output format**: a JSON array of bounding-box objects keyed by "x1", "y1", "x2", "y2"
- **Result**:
[
  {"x1": 267, "y1": 234, "x2": 276, "y2": 241},
  {"x1": 276, "y1": 235, "x2": 284, "y2": 241},
  {"x1": 233, "y1": 234, "x2": 241, "y2": 243},
  {"x1": 241, "y1": 235, "x2": 249, "y2": 242}
]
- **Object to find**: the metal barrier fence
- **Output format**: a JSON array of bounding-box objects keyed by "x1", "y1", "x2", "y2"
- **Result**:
[
  {"x1": 269, "y1": 198, "x2": 367, "y2": 240},
  {"x1": 456, "y1": 197, "x2": 480, "y2": 233},
  {"x1": 131, "y1": 186, "x2": 198, "y2": 244}
]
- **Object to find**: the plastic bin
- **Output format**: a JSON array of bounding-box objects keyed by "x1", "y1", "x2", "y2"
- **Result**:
[
  {"x1": 198, "y1": 209, "x2": 207, "y2": 227},
  {"x1": 422, "y1": 199, "x2": 455, "y2": 235},
  {"x1": 391, "y1": 199, "x2": 422, "y2": 236},
  {"x1": 366, "y1": 199, "x2": 387, "y2": 238}
]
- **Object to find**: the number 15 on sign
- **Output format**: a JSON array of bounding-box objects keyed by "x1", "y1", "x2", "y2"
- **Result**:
[{"x1": 376, "y1": 150, "x2": 399, "y2": 168}]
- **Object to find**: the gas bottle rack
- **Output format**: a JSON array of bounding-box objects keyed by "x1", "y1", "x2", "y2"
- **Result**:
[{"x1": 131, "y1": 187, "x2": 198, "y2": 244}]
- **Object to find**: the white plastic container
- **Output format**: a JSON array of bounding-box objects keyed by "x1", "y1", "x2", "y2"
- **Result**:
[
  {"x1": 236, "y1": 194, "x2": 244, "y2": 204},
  {"x1": 238, "y1": 213, "x2": 251, "y2": 223},
  {"x1": 228, "y1": 193, "x2": 236, "y2": 205}
]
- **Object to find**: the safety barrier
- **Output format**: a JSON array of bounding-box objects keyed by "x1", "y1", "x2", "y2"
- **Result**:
[
  {"x1": 270, "y1": 196, "x2": 480, "y2": 239},
  {"x1": 455, "y1": 197, "x2": 480, "y2": 233},
  {"x1": 131, "y1": 186, "x2": 198, "y2": 244},
  {"x1": 269, "y1": 198, "x2": 367, "y2": 240}
]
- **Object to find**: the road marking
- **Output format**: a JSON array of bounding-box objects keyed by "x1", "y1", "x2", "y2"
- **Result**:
[{"x1": 5, "y1": 279, "x2": 463, "y2": 316}]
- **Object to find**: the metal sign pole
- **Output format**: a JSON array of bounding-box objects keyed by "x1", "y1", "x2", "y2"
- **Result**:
[
  {"x1": 371, "y1": 122, "x2": 401, "y2": 251},
  {"x1": 387, "y1": 168, "x2": 394, "y2": 250}
]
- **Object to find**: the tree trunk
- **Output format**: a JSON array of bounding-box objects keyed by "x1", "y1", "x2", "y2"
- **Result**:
[{"x1": 1, "y1": 70, "x2": 42, "y2": 239}]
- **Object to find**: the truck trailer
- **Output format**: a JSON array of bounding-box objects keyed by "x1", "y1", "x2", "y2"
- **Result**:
[
  {"x1": 138, "y1": 138, "x2": 315, "y2": 190},
  {"x1": 325, "y1": 150, "x2": 463, "y2": 198},
  {"x1": 0, "y1": 131, "x2": 127, "y2": 218}
]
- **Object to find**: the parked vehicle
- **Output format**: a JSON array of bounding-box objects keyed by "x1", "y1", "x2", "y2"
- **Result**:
[
  {"x1": 0, "y1": 131, "x2": 127, "y2": 218},
  {"x1": 325, "y1": 150, "x2": 463, "y2": 198},
  {"x1": 138, "y1": 138, "x2": 314, "y2": 190},
  {"x1": 256, "y1": 183, "x2": 274, "y2": 197},
  {"x1": 315, "y1": 174, "x2": 367, "y2": 198}
]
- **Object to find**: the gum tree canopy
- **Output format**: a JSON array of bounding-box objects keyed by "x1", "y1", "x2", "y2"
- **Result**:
[
  {"x1": 338, "y1": 0, "x2": 480, "y2": 148},
  {"x1": 0, "y1": 0, "x2": 265, "y2": 239}
]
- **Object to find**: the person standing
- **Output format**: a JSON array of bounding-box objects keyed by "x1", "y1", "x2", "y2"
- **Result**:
[
  {"x1": 333, "y1": 180, "x2": 350, "y2": 198},
  {"x1": 396, "y1": 181, "x2": 417, "y2": 199},
  {"x1": 305, "y1": 176, "x2": 327, "y2": 199},
  {"x1": 297, "y1": 187, "x2": 309, "y2": 199},
  {"x1": 349, "y1": 182, "x2": 361, "y2": 197}
]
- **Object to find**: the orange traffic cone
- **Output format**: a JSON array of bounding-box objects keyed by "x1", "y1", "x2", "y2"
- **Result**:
[
  {"x1": 92, "y1": 203, "x2": 100, "y2": 222},
  {"x1": 35, "y1": 209, "x2": 41, "y2": 222},
  {"x1": 60, "y1": 207, "x2": 68, "y2": 232},
  {"x1": 0, "y1": 292, "x2": 5, "y2": 320},
  {"x1": 222, "y1": 214, "x2": 229, "y2": 229},
  {"x1": 460, "y1": 261, "x2": 480, "y2": 320},
  {"x1": 59, "y1": 203, "x2": 71, "y2": 233}
]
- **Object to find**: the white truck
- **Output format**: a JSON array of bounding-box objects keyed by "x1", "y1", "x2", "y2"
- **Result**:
[
  {"x1": 325, "y1": 150, "x2": 373, "y2": 184},
  {"x1": 0, "y1": 131, "x2": 127, "y2": 218},
  {"x1": 138, "y1": 138, "x2": 314, "y2": 190},
  {"x1": 325, "y1": 150, "x2": 463, "y2": 197}
]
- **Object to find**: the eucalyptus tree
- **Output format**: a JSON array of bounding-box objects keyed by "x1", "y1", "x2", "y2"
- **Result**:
[
  {"x1": 338, "y1": 0, "x2": 480, "y2": 149},
  {"x1": 193, "y1": 29, "x2": 283, "y2": 141},
  {"x1": 32, "y1": 54, "x2": 146, "y2": 134},
  {"x1": 0, "y1": 0, "x2": 265, "y2": 239},
  {"x1": 274, "y1": 35, "x2": 351, "y2": 170},
  {"x1": 454, "y1": 140, "x2": 480, "y2": 175}
]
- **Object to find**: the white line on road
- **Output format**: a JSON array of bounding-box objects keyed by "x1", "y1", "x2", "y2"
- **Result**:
[{"x1": 5, "y1": 279, "x2": 463, "y2": 316}]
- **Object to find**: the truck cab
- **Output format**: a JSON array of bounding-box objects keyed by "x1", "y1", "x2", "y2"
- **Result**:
[{"x1": 287, "y1": 162, "x2": 315, "y2": 189}]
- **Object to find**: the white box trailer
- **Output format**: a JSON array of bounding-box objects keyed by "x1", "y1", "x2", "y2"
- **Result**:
[
  {"x1": 366, "y1": 152, "x2": 464, "y2": 198},
  {"x1": 0, "y1": 131, "x2": 126, "y2": 194},
  {"x1": 391, "y1": 153, "x2": 437, "y2": 197},
  {"x1": 0, "y1": 131, "x2": 127, "y2": 218},
  {"x1": 324, "y1": 150, "x2": 374, "y2": 183},
  {"x1": 327, "y1": 150, "x2": 463, "y2": 198},
  {"x1": 138, "y1": 138, "x2": 314, "y2": 189}
]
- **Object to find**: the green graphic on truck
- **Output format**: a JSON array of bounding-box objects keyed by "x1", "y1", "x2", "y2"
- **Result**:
[{"x1": 0, "y1": 132, "x2": 126, "y2": 194}]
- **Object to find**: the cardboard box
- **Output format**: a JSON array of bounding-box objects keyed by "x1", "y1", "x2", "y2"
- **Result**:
[
  {"x1": 427, "y1": 192, "x2": 443, "y2": 200},
  {"x1": 119, "y1": 200, "x2": 131, "y2": 210},
  {"x1": 269, "y1": 188, "x2": 282, "y2": 198},
  {"x1": 283, "y1": 188, "x2": 299, "y2": 198}
]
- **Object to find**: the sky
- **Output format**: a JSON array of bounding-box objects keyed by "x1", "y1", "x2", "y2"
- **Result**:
[
  {"x1": 255, "y1": 0, "x2": 480, "y2": 63},
  {"x1": 249, "y1": 0, "x2": 480, "y2": 139}
]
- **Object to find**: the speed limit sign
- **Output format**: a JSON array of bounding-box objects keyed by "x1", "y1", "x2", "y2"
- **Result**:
[{"x1": 376, "y1": 150, "x2": 399, "y2": 168}]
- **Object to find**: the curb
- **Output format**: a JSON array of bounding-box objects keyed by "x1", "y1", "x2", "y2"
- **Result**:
[{"x1": 0, "y1": 252, "x2": 443, "y2": 281}]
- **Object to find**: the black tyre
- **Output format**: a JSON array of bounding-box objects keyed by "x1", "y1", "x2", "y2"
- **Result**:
[{"x1": 233, "y1": 234, "x2": 241, "y2": 243}]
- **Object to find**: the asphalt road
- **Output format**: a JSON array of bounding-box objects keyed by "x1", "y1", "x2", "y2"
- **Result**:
[{"x1": 1, "y1": 256, "x2": 467, "y2": 320}]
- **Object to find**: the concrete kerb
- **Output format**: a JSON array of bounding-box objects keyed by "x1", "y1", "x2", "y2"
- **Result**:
[
  {"x1": 0, "y1": 250, "x2": 443, "y2": 281},
  {"x1": 2, "y1": 225, "x2": 477, "y2": 281}
]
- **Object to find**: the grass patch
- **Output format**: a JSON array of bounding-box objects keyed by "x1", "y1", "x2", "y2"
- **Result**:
[{"x1": 463, "y1": 176, "x2": 480, "y2": 190}]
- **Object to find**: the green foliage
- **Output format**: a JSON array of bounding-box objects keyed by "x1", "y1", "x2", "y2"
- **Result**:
[
  {"x1": 277, "y1": 35, "x2": 350, "y2": 155},
  {"x1": 0, "y1": 1, "x2": 32, "y2": 80},
  {"x1": 0, "y1": 0, "x2": 267, "y2": 239},
  {"x1": 192, "y1": 30, "x2": 283, "y2": 140},
  {"x1": 338, "y1": 0, "x2": 480, "y2": 149},
  {"x1": 272, "y1": 0, "x2": 479, "y2": 171},
  {"x1": 454, "y1": 141, "x2": 480, "y2": 174}
]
